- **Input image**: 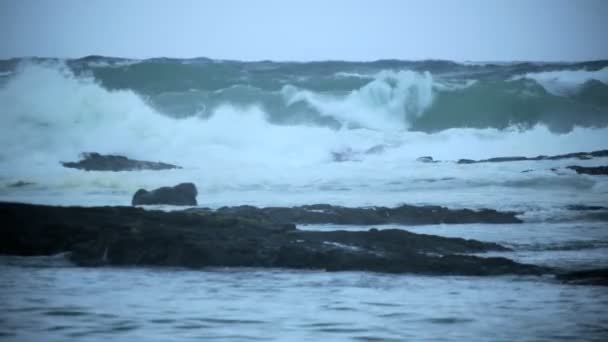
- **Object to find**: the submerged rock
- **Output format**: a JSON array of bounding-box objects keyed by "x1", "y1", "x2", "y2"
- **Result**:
[
  {"x1": 0, "y1": 202, "x2": 547, "y2": 275},
  {"x1": 132, "y1": 183, "x2": 198, "y2": 206},
  {"x1": 566, "y1": 165, "x2": 608, "y2": 176},
  {"x1": 62, "y1": 152, "x2": 181, "y2": 171},
  {"x1": 213, "y1": 203, "x2": 523, "y2": 225}
]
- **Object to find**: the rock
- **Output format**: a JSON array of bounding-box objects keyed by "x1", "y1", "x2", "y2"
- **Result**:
[
  {"x1": 590, "y1": 150, "x2": 608, "y2": 157},
  {"x1": 0, "y1": 202, "x2": 547, "y2": 275},
  {"x1": 416, "y1": 156, "x2": 436, "y2": 163},
  {"x1": 482, "y1": 156, "x2": 528, "y2": 163},
  {"x1": 62, "y1": 152, "x2": 181, "y2": 171},
  {"x1": 547, "y1": 152, "x2": 594, "y2": 160},
  {"x1": 132, "y1": 183, "x2": 198, "y2": 206},
  {"x1": 7, "y1": 180, "x2": 34, "y2": 188},
  {"x1": 556, "y1": 268, "x2": 608, "y2": 286},
  {"x1": 364, "y1": 145, "x2": 386, "y2": 155},
  {"x1": 564, "y1": 205, "x2": 608, "y2": 222},
  {"x1": 332, "y1": 145, "x2": 389, "y2": 161},
  {"x1": 566, "y1": 165, "x2": 608, "y2": 176},
  {"x1": 214, "y1": 203, "x2": 523, "y2": 225},
  {"x1": 566, "y1": 204, "x2": 607, "y2": 211},
  {"x1": 456, "y1": 149, "x2": 608, "y2": 165}
]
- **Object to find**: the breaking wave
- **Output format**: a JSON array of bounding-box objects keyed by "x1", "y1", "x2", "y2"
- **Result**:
[
  {"x1": 1, "y1": 58, "x2": 607, "y2": 212},
  {"x1": 2, "y1": 57, "x2": 606, "y2": 133},
  {"x1": 2, "y1": 61, "x2": 608, "y2": 167}
]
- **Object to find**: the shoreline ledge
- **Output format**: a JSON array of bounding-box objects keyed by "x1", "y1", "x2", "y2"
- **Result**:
[{"x1": 1, "y1": 202, "x2": 546, "y2": 275}]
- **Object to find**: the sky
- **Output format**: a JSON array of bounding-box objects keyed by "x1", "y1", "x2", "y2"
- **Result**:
[{"x1": 0, "y1": 0, "x2": 607, "y2": 61}]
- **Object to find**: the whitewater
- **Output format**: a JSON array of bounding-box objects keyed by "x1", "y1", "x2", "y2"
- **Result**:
[
  {"x1": 0, "y1": 58, "x2": 607, "y2": 214},
  {"x1": 1, "y1": 57, "x2": 608, "y2": 341}
]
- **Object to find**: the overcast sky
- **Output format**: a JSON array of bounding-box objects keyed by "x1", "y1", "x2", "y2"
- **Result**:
[{"x1": 1, "y1": 0, "x2": 607, "y2": 61}]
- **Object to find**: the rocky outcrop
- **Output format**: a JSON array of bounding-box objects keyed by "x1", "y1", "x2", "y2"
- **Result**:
[
  {"x1": 61, "y1": 152, "x2": 181, "y2": 171},
  {"x1": 0, "y1": 202, "x2": 547, "y2": 275},
  {"x1": 7, "y1": 181, "x2": 34, "y2": 188},
  {"x1": 132, "y1": 183, "x2": 197, "y2": 206},
  {"x1": 211, "y1": 204, "x2": 523, "y2": 225},
  {"x1": 556, "y1": 268, "x2": 608, "y2": 286},
  {"x1": 456, "y1": 149, "x2": 608, "y2": 164},
  {"x1": 566, "y1": 165, "x2": 608, "y2": 176},
  {"x1": 416, "y1": 156, "x2": 436, "y2": 163}
]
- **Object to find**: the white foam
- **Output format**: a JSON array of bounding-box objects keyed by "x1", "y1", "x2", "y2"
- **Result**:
[
  {"x1": 1, "y1": 62, "x2": 607, "y2": 214},
  {"x1": 515, "y1": 67, "x2": 608, "y2": 96},
  {"x1": 282, "y1": 70, "x2": 434, "y2": 131}
]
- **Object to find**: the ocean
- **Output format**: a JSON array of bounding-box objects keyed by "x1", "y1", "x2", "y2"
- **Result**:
[{"x1": 0, "y1": 57, "x2": 607, "y2": 341}]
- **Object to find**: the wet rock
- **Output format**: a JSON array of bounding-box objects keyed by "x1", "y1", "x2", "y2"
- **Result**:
[
  {"x1": 416, "y1": 156, "x2": 436, "y2": 163},
  {"x1": 332, "y1": 145, "x2": 389, "y2": 162},
  {"x1": 482, "y1": 156, "x2": 528, "y2": 163},
  {"x1": 566, "y1": 204, "x2": 607, "y2": 211},
  {"x1": 365, "y1": 145, "x2": 386, "y2": 155},
  {"x1": 456, "y1": 149, "x2": 608, "y2": 164},
  {"x1": 331, "y1": 148, "x2": 358, "y2": 162},
  {"x1": 214, "y1": 203, "x2": 522, "y2": 225},
  {"x1": 62, "y1": 152, "x2": 181, "y2": 171},
  {"x1": 556, "y1": 268, "x2": 608, "y2": 286},
  {"x1": 132, "y1": 183, "x2": 198, "y2": 206},
  {"x1": 7, "y1": 181, "x2": 35, "y2": 188},
  {"x1": 590, "y1": 150, "x2": 608, "y2": 157},
  {"x1": 566, "y1": 165, "x2": 608, "y2": 176},
  {"x1": 0, "y1": 202, "x2": 547, "y2": 275}
]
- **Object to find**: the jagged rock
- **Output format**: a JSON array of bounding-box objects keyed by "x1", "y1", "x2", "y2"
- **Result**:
[
  {"x1": 132, "y1": 183, "x2": 197, "y2": 206},
  {"x1": 566, "y1": 165, "x2": 608, "y2": 176},
  {"x1": 0, "y1": 202, "x2": 548, "y2": 275},
  {"x1": 61, "y1": 152, "x2": 181, "y2": 171},
  {"x1": 556, "y1": 268, "x2": 608, "y2": 286}
]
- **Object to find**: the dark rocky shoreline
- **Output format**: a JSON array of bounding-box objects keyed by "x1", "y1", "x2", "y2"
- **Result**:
[{"x1": 1, "y1": 202, "x2": 547, "y2": 276}]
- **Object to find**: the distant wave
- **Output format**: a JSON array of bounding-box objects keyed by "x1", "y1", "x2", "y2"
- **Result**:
[{"x1": 2, "y1": 57, "x2": 607, "y2": 132}]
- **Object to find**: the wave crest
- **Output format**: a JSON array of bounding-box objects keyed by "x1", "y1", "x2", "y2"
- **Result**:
[{"x1": 282, "y1": 70, "x2": 434, "y2": 131}]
